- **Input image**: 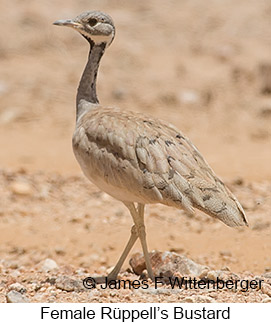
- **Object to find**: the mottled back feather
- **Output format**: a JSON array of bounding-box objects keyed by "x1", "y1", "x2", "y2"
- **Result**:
[{"x1": 73, "y1": 106, "x2": 248, "y2": 227}]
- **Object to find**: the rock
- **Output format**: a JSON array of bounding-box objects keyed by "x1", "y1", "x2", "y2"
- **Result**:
[
  {"x1": 129, "y1": 251, "x2": 208, "y2": 278},
  {"x1": 89, "y1": 289, "x2": 101, "y2": 298},
  {"x1": 8, "y1": 283, "x2": 27, "y2": 293},
  {"x1": 55, "y1": 276, "x2": 84, "y2": 292},
  {"x1": 263, "y1": 271, "x2": 271, "y2": 279},
  {"x1": 44, "y1": 277, "x2": 57, "y2": 285},
  {"x1": 7, "y1": 260, "x2": 19, "y2": 269},
  {"x1": 219, "y1": 250, "x2": 232, "y2": 257},
  {"x1": 55, "y1": 247, "x2": 66, "y2": 256},
  {"x1": 10, "y1": 181, "x2": 32, "y2": 196},
  {"x1": 6, "y1": 290, "x2": 29, "y2": 303},
  {"x1": 0, "y1": 107, "x2": 21, "y2": 125},
  {"x1": 135, "y1": 288, "x2": 172, "y2": 295},
  {"x1": 30, "y1": 282, "x2": 42, "y2": 292},
  {"x1": 198, "y1": 268, "x2": 209, "y2": 279},
  {"x1": 178, "y1": 89, "x2": 200, "y2": 105},
  {"x1": 39, "y1": 258, "x2": 59, "y2": 272},
  {"x1": 262, "y1": 283, "x2": 271, "y2": 297},
  {"x1": 183, "y1": 296, "x2": 194, "y2": 303},
  {"x1": 207, "y1": 270, "x2": 220, "y2": 281},
  {"x1": 10, "y1": 270, "x2": 21, "y2": 278},
  {"x1": 129, "y1": 253, "x2": 146, "y2": 275},
  {"x1": 258, "y1": 107, "x2": 271, "y2": 118},
  {"x1": 206, "y1": 269, "x2": 239, "y2": 282},
  {"x1": 262, "y1": 297, "x2": 271, "y2": 303},
  {"x1": 184, "y1": 295, "x2": 214, "y2": 303},
  {"x1": 232, "y1": 177, "x2": 244, "y2": 186}
]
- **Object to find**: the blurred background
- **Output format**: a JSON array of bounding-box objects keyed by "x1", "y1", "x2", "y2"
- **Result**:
[
  {"x1": 0, "y1": 0, "x2": 271, "y2": 180},
  {"x1": 0, "y1": 0, "x2": 271, "y2": 302}
]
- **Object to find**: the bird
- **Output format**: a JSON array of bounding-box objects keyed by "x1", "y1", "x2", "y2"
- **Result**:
[{"x1": 53, "y1": 11, "x2": 248, "y2": 282}]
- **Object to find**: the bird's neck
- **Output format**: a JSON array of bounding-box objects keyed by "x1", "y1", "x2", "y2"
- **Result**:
[{"x1": 76, "y1": 41, "x2": 106, "y2": 119}]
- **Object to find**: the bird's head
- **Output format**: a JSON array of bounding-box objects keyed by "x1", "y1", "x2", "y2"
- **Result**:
[{"x1": 53, "y1": 11, "x2": 115, "y2": 47}]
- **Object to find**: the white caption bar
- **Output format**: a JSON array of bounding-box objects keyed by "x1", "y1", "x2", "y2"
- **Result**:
[{"x1": 0, "y1": 303, "x2": 270, "y2": 322}]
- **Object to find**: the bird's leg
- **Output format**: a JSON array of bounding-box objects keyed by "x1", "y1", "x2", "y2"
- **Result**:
[
  {"x1": 107, "y1": 225, "x2": 138, "y2": 281},
  {"x1": 124, "y1": 202, "x2": 155, "y2": 281},
  {"x1": 137, "y1": 203, "x2": 155, "y2": 281},
  {"x1": 93, "y1": 225, "x2": 138, "y2": 284}
]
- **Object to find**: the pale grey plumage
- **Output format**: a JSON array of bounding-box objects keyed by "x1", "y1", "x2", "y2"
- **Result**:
[
  {"x1": 73, "y1": 106, "x2": 247, "y2": 227},
  {"x1": 54, "y1": 11, "x2": 248, "y2": 282}
]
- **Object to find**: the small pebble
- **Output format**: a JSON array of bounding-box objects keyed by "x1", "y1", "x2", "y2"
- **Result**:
[
  {"x1": 183, "y1": 296, "x2": 194, "y2": 303},
  {"x1": 0, "y1": 107, "x2": 21, "y2": 124},
  {"x1": 178, "y1": 89, "x2": 200, "y2": 105},
  {"x1": 39, "y1": 258, "x2": 59, "y2": 272},
  {"x1": 206, "y1": 270, "x2": 219, "y2": 281},
  {"x1": 89, "y1": 289, "x2": 101, "y2": 298},
  {"x1": 6, "y1": 290, "x2": 29, "y2": 303},
  {"x1": 56, "y1": 276, "x2": 84, "y2": 292},
  {"x1": 262, "y1": 297, "x2": 271, "y2": 303},
  {"x1": 262, "y1": 283, "x2": 271, "y2": 297},
  {"x1": 8, "y1": 283, "x2": 27, "y2": 294},
  {"x1": 135, "y1": 288, "x2": 171, "y2": 295},
  {"x1": 55, "y1": 247, "x2": 66, "y2": 256},
  {"x1": 10, "y1": 181, "x2": 32, "y2": 196},
  {"x1": 184, "y1": 295, "x2": 214, "y2": 303},
  {"x1": 263, "y1": 272, "x2": 271, "y2": 279}
]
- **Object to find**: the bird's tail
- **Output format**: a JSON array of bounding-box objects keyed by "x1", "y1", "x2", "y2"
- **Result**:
[{"x1": 195, "y1": 187, "x2": 248, "y2": 228}]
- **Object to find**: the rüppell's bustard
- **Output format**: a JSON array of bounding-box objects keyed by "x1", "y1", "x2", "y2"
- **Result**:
[{"x1": 54, "y1": 11, "x2": 248, "y2": 282}]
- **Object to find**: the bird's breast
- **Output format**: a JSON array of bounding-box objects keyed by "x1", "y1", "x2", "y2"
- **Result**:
[{"x1": 72, "y1": 125, "x2": 150, "y2": 204}]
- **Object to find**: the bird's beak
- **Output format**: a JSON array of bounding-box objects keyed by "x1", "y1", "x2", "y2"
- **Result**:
[{"x1": 53, "y1": 19, "x2": 80, "y2": 28}]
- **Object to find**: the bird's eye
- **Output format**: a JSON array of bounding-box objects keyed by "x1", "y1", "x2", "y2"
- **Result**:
[{"x1": 88, "y1": 18, "x2": 98, "y2": 26}]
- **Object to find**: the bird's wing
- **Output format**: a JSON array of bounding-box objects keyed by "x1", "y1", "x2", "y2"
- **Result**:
[{"x1": 76, "y1": 107, "x2": 248, "y2": 227}]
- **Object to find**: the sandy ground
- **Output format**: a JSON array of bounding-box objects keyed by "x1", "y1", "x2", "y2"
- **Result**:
[{"x1": 0, "y1": 0, "x2": 271, "y2": 302}]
